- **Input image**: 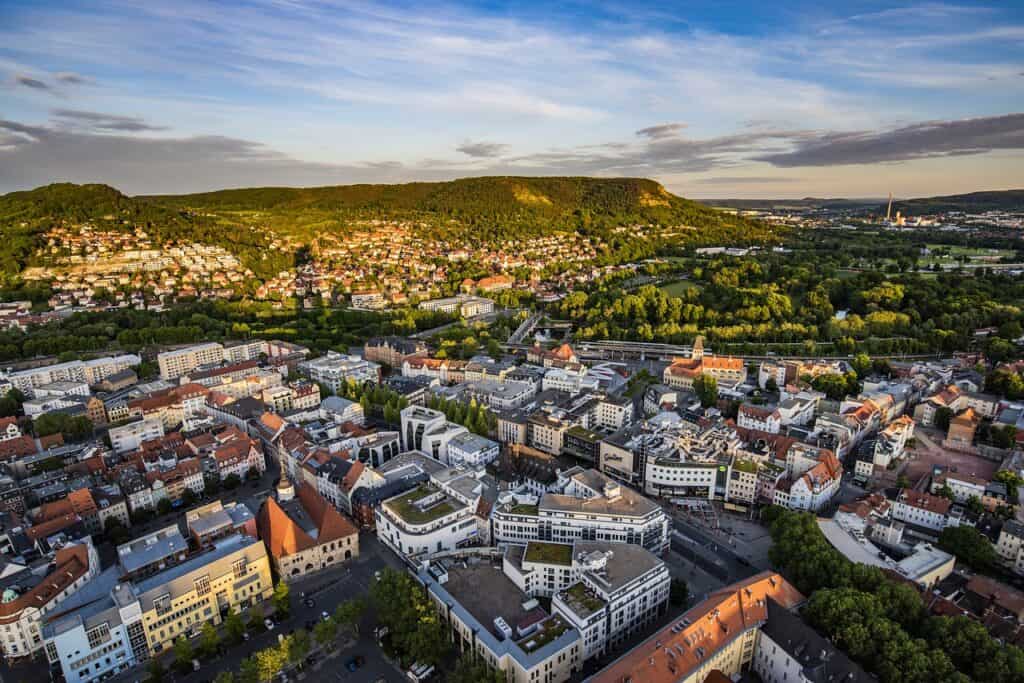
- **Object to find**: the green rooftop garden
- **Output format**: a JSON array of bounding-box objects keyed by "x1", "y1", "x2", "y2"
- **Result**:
[
  {"x1": 508, "y1": 503, "x2": 539, "y2": 516},
  {"x1": 732, "y1": 459, "x2": 759, "y2": 474},
  {"x1": 386, "y1": 484, "x2": 457, "y2": 524},
  {"x1": 563, "y1": 582, "x2": 605, "y2": 615},
  {"x1": 517, "y1": 615, "x2": 570, "y2": 653},
  {"x1": 524, "y1": 541, "x2": 573, "y2": 566}
]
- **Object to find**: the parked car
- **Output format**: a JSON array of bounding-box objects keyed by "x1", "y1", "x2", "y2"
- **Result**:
[
  {"x1": 345, "y1": 656, "x2": 365, "y2": 672},
  {"x1": 264, "y1": 618, "x2": 275, "y2": 630}
]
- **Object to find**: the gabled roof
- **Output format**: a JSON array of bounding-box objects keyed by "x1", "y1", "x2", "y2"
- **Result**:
[{"x1": 257, "y1": 485, "x2": 357, "y2": 559}]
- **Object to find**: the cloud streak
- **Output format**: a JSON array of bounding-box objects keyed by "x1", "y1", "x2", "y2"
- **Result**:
[
  {"x1": 756, "y1": 113, "x2": 1024, "y2": 167},
  {"x1": 456, "y1": 141, "x2": 509, "y2": 158},
  {"x1": 52, "y1": 109, "x2": 167, "y2": 132}
]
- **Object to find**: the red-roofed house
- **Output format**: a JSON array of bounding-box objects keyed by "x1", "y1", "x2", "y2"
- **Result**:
[{"x1": 256, "y1": 480, "x2": 359, "y2": 582}]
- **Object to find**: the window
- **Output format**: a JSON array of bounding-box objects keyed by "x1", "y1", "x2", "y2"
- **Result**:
[
  {"x1": 194, "y1": 574, "x2": 211, "y2": 596},
  {"x1": 154, "y1": 594, "x2": 171, "y2": 617},
  {"x1": 86, "y1": 624, "x2": 111, "y2": 649},
  {"x1": 233, "y1": 558, "x2": 248, "y2": 578}
]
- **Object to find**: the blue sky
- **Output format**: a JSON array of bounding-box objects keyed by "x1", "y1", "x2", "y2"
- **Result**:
[{"x1": 1, "y1": 0, "x2": 1022, "y2": 197}]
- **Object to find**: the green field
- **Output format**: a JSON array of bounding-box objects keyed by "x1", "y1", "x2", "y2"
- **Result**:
[{"x1": 658, "y1": 279, "x2": 700, "y2": 297}]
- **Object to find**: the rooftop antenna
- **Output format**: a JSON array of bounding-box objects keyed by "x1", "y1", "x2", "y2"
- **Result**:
[{"x1": 886, "y1": 193, "x2": 893, "y2": 223}]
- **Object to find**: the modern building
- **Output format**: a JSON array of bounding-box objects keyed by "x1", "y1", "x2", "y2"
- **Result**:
[
  {"x1": 374, "y1": 475, "x2": 481, "y2": 560},
  {"x1": 446, "y1": 432, "x2": 500, "y2": 468},
  {"x1": 419, "y1": 295, "x2": 494, "y2": 318},
  {"x1": 492, "y1": 468, "x2": 671, "y2": 555},
  {"x1": 504, "y1": 540, "x2": 670, "y2": 661},
  {"x1": 418, "y1": 550, "x2": 583, "y2": 683},
  {"x1": 108, "y1": 418, "x2": 165, "y2": 454},
  {"x1": 256, "y1": 481, "x2": 359, "y2": 582},
  {"x1": 400, "y1": 405, "x2": 469, "y2": 464},
  {"x1": 297, "y1": 352, "x2": 380, "y2": 393}
]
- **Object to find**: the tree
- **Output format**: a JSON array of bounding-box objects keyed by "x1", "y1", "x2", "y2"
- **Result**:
[
  {"x1": 693, "y1": 373, "x2": 718, "y2": 408},
  {"x1": 670, "y1": 578, "x2": 689, "y2": 607},
  {"x1": 934, "y1": 406, "x2": 954, "y2": 431},
  {"x1": 851, "y1": 352, "x2": 872, "y2": 378},
  {"x1": 224, "y1": 473, "x2": 241, "y2": 490},
  {"x1": 214, "y1": 672, "x2": 235, "y2": 683},
  {"x1": 449, "y1": 650, "x2": 505, "y2": 683},
  {"x1": 272, "y1": 580, "x2": 290, "y2": 616},
  {"x1": 287, "y1": 629, "x2": 311, "y2": 664},
  {"x1": 104, "y1": 518, "x2": 130, "y2": 545},
  {"x1": 224, "y1": 608, "x2": 246, "y2": 644},
  {"x1": 371, "y1": 568, "x2": 447, "y2": 667},
  {"x1": 247, "y1": 608, "x2": 265, "y2": 632},
  {"x1": 146, "y1": 657, "x2": 166, "y2": 683},
  {"x1": 238, "y1": 657, "x2": 260, "y2": 683},
  {"x1": 198, "y1": 621, "x2": 219, "y2": 659},
  {"x1": 313, "y1": 617, "x2": 338, "y2": 646},
  {"x1": 255, "y1": 643, "x2": 288, "y2": 682},
  {"x1": 181, "y1": 487, "x2": 198, "y2": 507},
  {"x1": 156, "y1": 497, "x2": 173, "y2": 516},
  {"x1": 896, "y1": 474, "x2": 910, "y2": 490},
  {"x1": 334, "y1": 597, "x2": 367, "y2": 636},
  {"x1": 172, "y1": 636, "x2": 194, "y2": 674},
  {"x1": 938, "y1": 525, "x2": 997, "y2": 572},
  {"x1": 764, "y1": 377, "x2": 778, "y2": 393},
  {"x1": 991, "y1": 425, "x2": 1017, "y2": 450}
]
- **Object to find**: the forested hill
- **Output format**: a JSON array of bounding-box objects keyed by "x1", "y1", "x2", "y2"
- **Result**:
[
  {"x1": 141, "y1": 176, "x2": 775, "y2": 244},
  {"x1": 0, "y1": 177, "x2": 777, "y2": 281},
  {"x1": 888, "y1": 189, "x2": 1024, "y2": 214},
  {"x1": 0, "y1": 183, "x2": 199, "y2": 277}
]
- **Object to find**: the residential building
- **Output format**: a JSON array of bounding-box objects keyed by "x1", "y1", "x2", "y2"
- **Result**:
[
  {"x1": 157, "y1": 343, "x2": 224, "y2": 380},
  {"x1": 44, "y1": 533, "x2": 273, "y2": 676},
  {"x1": 753, "y1": 599, "x2": 873, "y2": 683},
  {"x1": 892, "y1": 489, "x2": 957, "y2": 533},
  {"x1": 0, "y1": 541, "x2": 100, "y2": 662},
  {"x1": 109, "y1": 418, "x2": 164, "y2": 455}
]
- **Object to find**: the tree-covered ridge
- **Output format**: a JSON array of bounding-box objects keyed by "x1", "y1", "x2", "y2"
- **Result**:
[
  {"x1": 141, "y1": 175, "x2": 778, "y2": 244},
  {"x1": 0, "y1": 182, "x2": 289, "y2": 280},
  {"x1": 888, "y1": 188, "x2": 1024, "y2": 214}
]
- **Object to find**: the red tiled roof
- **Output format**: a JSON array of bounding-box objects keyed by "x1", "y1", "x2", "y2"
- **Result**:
[{"x1": 591, "y1": 572, "x2": 804, "y2": 683}]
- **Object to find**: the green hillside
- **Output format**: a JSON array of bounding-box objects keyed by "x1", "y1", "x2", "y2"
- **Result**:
[
  {"x1": 143, "y1": 176, "x2": 776, "y2": 245},
  {"x1": 0, "y1": 177, "x2": 778, "y2": 284}
]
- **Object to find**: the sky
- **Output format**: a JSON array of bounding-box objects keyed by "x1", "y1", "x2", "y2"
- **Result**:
[{"x1": 1, "y1": 0, "x2": 1023, "y2": 198}]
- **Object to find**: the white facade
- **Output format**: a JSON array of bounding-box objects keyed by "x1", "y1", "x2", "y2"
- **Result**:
[
  {"x1": 400, "y1": 406, "x2": 468, "y2": 464},
  {"x1": 446, "y1": 432, "x2": 500, "y2": 468},
  {"x1": 108, "y1": 418, "x2": 165, "y2": 454},
  {"x1": 374, "y1": 483, "x2": 479, "y2": 559},
  {"x1": 6, "y1": 355, "x2": 140, "y2": 394},
  {"x1": 298, "y1": 352, "x2": 380, "y2": 393},
  {"x1": 492, "y1": 469, "x2": 671, "y2": 555},
  {"x1": 157, "y1": 343, "x2": 224, "y2": 380}
]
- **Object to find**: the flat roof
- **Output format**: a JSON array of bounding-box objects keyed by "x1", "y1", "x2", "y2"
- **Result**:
[{"x1": 117, "y1": 525, "x2": 187, "y2": 573}]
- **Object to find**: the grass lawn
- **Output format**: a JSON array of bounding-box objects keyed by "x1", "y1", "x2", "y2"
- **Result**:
[
  {"x1": 524, "y1": 541, "x2": 573, "y2": 566},
  {"x1": 658, "y1": 279, "x2": 700, "y2": 297}
]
